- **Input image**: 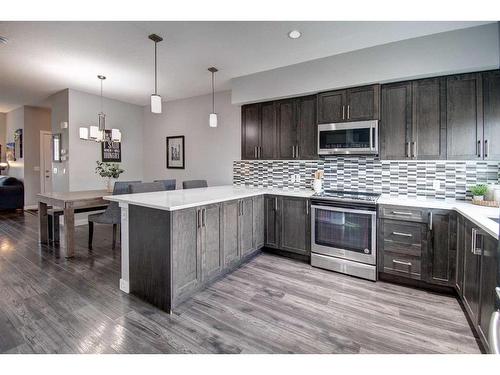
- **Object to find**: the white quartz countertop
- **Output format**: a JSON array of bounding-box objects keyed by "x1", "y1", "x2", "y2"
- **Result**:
[
  {"x1": 378, "y1": 195, "x2": 499, "y2": 239},
  {"x1": 105, "y1": 186, "x2": 499, "y2": 239},
  {"x1": 104, "y1": 185, "x2": 315, "y2": 212}
]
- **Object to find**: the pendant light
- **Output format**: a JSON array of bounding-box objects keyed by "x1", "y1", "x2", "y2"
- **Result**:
[
  {"x1": 97, "y1": 75, "x2": 106, "y2": 141},
  {"x1": 149, "y1": 34, "x2": 163, "y2": 114},
  {"x1": 208, "y1": 67, "x2": 218, "y2": 128}
]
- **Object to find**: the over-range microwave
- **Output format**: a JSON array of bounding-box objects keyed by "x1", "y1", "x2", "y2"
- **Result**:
[{"x1": 318, "y1": 120, "x2": 378, "y2": 155}]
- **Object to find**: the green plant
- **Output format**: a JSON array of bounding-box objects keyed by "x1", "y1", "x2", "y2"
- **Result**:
[
  {"x1": 470, "y1": 184, "x2": 488, "y2": 197},
  {"x1": 95, "y1": 161, "x2": 124, "y2": 179}
]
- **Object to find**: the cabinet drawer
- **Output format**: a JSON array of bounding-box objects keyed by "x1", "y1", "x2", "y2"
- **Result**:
[
  {"x1": 379, "y1": 205, "x2": 427, "y2": 222},
  {"x1": 383, "y1": 252, "x2": 422, "y2": 280},
  {"x1": 380, "y1": 220, "x2": 423, "y2": 246}
]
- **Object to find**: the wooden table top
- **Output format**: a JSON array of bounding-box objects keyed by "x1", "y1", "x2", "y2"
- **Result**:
[{"x1": 37, "y1": 190, "x2": 109, "y2": 204}]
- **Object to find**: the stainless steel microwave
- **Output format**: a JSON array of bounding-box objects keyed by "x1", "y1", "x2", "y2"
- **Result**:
[{"x1": 318, "y1": 120, "x2": 378, "y2": 155}]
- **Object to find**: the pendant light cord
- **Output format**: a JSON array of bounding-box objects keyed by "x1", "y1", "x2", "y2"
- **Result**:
[
  {"x1": 212, "y1": 71, "x2": 215, "y2": 112},
  {"x1": 100, "y1": 78, "x2": 103, "y2": 112},
  {"x1": 154, "y1": 41, "x2": 158, "y2": 95}
]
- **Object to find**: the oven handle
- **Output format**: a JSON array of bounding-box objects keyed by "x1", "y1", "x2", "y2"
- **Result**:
[{"x1": 311, "y1": 204, "x2": 376, "y2": 216}]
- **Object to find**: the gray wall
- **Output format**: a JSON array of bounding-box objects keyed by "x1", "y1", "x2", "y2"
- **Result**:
[
  {"x1": 0, "y1": 113, "x2": 5, "y2": 162},
  {"x1": 5, "y1": 107, "x2": 24, "y2": 180},
  {"x1": 231, "y1": 23, "x2": 500, "y2": 104},
  {"x1": 68, "y1": 89, "x2": 144, "y2": 191},
  {"x1": 142, "y1": 91, "x2": 241, "y2": 188}
]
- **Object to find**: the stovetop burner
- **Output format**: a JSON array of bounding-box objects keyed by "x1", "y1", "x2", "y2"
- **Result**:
[{"x1": 313, "y1": 189, "x2": 380, "y2": 203}]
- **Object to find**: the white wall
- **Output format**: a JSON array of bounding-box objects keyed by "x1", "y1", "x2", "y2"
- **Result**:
[
  {"x1": 68, "y1": 89, "x2": 144, "y2": 191},
  {"x1": 0, "y1": 113, "x2": 6, "y2": 162},
  {"x1": 142, "y1": 91, "x2": 240, "y2": 188},
  {"x1": 23, "y1": 106, "x2": 51, "y2": 206},
  {"x1": 232, "y1": 23, "x2": 500, "y2": 104},
  {"x1": 5, "y1": 107, "x2": 24, "y2": 180}
]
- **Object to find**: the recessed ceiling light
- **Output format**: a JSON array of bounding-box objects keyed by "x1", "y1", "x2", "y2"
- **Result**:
[
  {"x1": 0, "y1": 36, "x2": 8, "y2": 45},
  {"x1": 288, "y1": 30, "x2": 301, "y2": 39}
]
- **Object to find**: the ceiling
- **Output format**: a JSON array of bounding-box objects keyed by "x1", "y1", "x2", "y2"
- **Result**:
[{"x1": 0, "y1": 21, "x2": 493, "y2": 112}]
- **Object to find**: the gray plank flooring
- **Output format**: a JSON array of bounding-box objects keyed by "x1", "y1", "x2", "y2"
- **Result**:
[{"x1": 0, "y1": 210, "x2": 480, "y2": 354}]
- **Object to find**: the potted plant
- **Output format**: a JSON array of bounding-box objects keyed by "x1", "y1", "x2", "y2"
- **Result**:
[
  {"x1": 470, "y1": 184, "x2": 488, "y2": 201},
  {"x1": 95, "y1": 161, "x2": 124, "y2": 193}
]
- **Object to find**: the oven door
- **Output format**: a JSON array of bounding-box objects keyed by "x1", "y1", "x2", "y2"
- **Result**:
[
  {"x1": 318, "y1": 121, "x2": 378, "y2": 155},
  {"x1": 311, "y1": 205, "x2": 376, "y2": 265}
]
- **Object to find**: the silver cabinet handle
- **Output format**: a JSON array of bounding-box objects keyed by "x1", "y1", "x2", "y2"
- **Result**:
[
  {"x1": 305, "y1": 200, "x2": 309, "y2": 215},
  {"x1": 477, "y1": 140, "x2": 482, "y2": 158},
  {"x1": 203, "y1": 208, "x2": 207, "y2": 227},
  {"x1": 406, "y1": 142, "x2": 410, "y2": 158},
  {"x1": 392, "y1": 211, "x2": 413, "y2": 216},
  {"x1": 412, "y1": 141, "x2": 417, "y2": 158},
  {"x1": 254, "y1": 146, "x2": 257, "y2": 158},
  {"x1": 392, "y1": 259, "x2": 412, "y2": 271},
  {"x1": 347, "y1": 105, "x2": 350, "y2": 120},
  {"x1": 471, "y1": 228, "x2": 476, "y2": 254},
  {"x1": 296, "y1": 144, "x2": 299, "y2": 159},
  {"x1": 429, "y1": 212, "x2": 433, "y2": 231},
  {"x1": 197, "y1": 209, "x2": 201, "y2": 228},
  {"x1": 488, "y1": 311, "x2": 500, "y2": 354},
  {"x1": 275, "y1": 197, "x2": 278, "y2": 211},
  {"x1": 342, "y1": 105, "x2": 345, "y2": 120},
  {"x1": 392, "y1": 231, "x2": 413, "y2": 237},
  {"x1": 484, "y1": 139, "x2": 489, "y2": 158},
  {"x1": 292, "y1": 146, "x2": 295, "y2": 159}
]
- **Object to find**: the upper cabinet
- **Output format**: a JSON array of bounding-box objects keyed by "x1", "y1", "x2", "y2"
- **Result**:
[
  {"x1": 380, "y1": 78, "x2": 446, "y2": 160},
  {"x1": 317, "y1": 84, "x2": 380, "y2": 123},
  {"x1": 241, "y1": 103, "x2": 261, "y2": 160},
  {"x1": 446, "y1": 73, "x2": 483, "y2": 160},
  {"x1": 482, "y1": 70, "x2": 500, "y2": 160}
]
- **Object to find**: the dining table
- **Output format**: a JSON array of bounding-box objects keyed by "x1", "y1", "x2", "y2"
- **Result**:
[{"x1": 37, "y1": 190, "x2": 109, "y2": 258}]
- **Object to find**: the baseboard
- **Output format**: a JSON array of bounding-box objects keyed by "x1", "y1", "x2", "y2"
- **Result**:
[{"x1": 120, "y1": 279, "x2": 130, "y2": 293}]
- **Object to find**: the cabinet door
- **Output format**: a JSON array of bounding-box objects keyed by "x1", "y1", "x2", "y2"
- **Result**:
[
  {"x1": 241, "y1": 104, "x2": 260, "y2": 160},
  {"x1": 239, "y1": 198, "x2": 254, "y2": 257},
  {"x1": 200, "y1": 204, "x2": 222, "y2": 282},
  {"x1": 446, "y1": 73, "x2": 483, "y2": 160},
  {"x1": 345, "y1": 85, "x2": 380, "y2": 121},
  {"x1": 317, "y1": 90, "x2": 345, "y2": 124},
  {"x1": 280, "y1": 197, "x2": 310, "y2": 256},
  {"x1": 412, "y1": 78, "x2": 446, "y2": 159},
  {"x1": 252, "y1": 195, "x2": 264, "y2": 250},
  {"x1": 380, "y1": 82, "x2": 412, "y2": 159},
  {"x1": 296, "y1": 95, "x2": 317, "y2": 159},
  {"x1": 455, "y1": 215, "x2": 465, "y2": 296},
  {"x1": 260, "y1": 101, "x2": 278, "y2": 159},
  {"x1": 478, "y1": 234, "x2": 499, "y2": 351},
  {"x1": 427, "y1": 210, "x2": 455, "y2": 286},
  {"x1": 463, "y1": 220, "x2": 481, "y2": 325},
  {"x1": 172, "y1": 207, "x2": 200, "y2": 300},
  {"x1": 264, "y1": 196, "x2": 280, "y2": 248},
  {"x1": 277, "y1": 99, "x2": 297, "y2": 159},
  {"x1": 222, "y1": 200, "x2": 240, "y2": 267},
  {"x1": 482, "y1": 70, "x2": 500, "y2": 160}
]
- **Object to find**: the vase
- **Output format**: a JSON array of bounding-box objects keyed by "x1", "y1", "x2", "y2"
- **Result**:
[
  {"x1": 106, "y1": 178, "x2": 115, "y2": 193},
  {"x1": 473, "y1": 195, "x2": 484, "y2": 201},
  {"x1": 313, "y1": 179, "x2": 323, "y2": 193}
]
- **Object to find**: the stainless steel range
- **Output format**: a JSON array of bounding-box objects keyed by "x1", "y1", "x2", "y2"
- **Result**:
[{"x1": 310, "y1": 190, "x2": 380, "y2": 281}]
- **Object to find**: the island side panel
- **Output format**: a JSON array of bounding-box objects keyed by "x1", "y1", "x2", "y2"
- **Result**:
[
  {"x1": 129, "y1": 204, "x2": 172, "y2": 312},
  {"x1": 119, "y1": 202, "x2": 130, "y2": 293}
]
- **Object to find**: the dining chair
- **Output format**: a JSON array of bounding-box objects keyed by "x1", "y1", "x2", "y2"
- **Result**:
[
  {"x1": 87, "y1": 180, "x2": 140, "y2": 251},
  {"x1": 129, "y1": 181, "x2": 165, "y2": 194},
  {"x1": 182, "y1": 180, "x2": 208, "y2": 189},
  {"x1": 154, "y1": 179, "x2": 176, "y2": 190}
]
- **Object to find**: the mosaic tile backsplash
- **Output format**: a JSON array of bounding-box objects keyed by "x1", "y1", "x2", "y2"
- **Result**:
[{"x1": 233, "y1": 157, "x2": 500, "y2": 200}]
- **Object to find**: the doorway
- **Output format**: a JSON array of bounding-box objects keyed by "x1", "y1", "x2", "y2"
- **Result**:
[{"x1": 40, "y1": 131, "x2": 52, "y2": 194}]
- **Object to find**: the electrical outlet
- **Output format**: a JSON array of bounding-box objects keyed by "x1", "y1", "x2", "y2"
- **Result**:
[
  {"x1": 433, "y1": 180, "x2": 441, "y2": 190},
  {"x1": 290, "y1": 175, "x2": 296, "y2": 183},
  {"x1": 295, "y1": 174, "x2": 301, "y2": 183}
]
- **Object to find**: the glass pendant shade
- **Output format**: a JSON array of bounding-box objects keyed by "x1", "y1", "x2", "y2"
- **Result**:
[
  {"x1": 111, "y1": 129, "x2": 122, "y2": 142},
  {"x1": 209, "y1": 113, "x2": 218, "y2": 128},
  {"x1": 79, "y1": 127, "x2": 89, "y2": 140},
  {"x1": 95, "y1": 130, "x2": 104, "y2": 143},
  {"x1": 151, "y1": 94, "x2": 162, "y2": 114},
  {"x1": 98, "y1": 112, "x2": 106, "y2": 131},
  {"x1": 89, "y1": 125, "x2": 99, "y2": 140}
]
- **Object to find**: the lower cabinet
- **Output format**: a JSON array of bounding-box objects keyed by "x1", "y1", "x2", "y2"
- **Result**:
[
  {"x1": 200, "y1": 204, "x2": 222, "y2": 282},
  {"x1": 462, "y1": 219, "x2": 481, "y2": 325},
  {"x1": 264, "y1": 195, "x2": 311, "y2": 257},
  {"x1": 222, "y1": 200, "x2": 240, "y2": 267},
  {"x1": 427, "y1": 210, "x2": 456, "y2": 285},
  {"x1": 253, "y1": 196, "x2": 265, "y2": 249},
  {"x1": 239, "y1": 197, "x2": 254, "y2": 257}
]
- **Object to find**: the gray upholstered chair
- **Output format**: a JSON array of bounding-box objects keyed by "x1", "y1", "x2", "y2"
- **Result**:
[
  {"x1": 129, "y1": 181, "x2": 165, "y2": 194},
  {"x1": 88, "y1": 180, "x2": 140, "y2": 250},
  {"x1": 182, "y1": 180, "x2": 208, "y2": 189},
  {"x1": 154, "y1": 179, "x2": 176, "y2": 190}
]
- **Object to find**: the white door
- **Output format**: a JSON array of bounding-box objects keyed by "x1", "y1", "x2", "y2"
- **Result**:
[{"x1": 40, "y1": 132, "x2": 52, "y2": 193}]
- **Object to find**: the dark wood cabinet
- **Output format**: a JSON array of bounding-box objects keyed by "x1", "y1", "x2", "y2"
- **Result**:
[
  {"x1": 264, "y1": 195, "x2": 280, "y2": 249},
  {"x1": 412, "y1": 78, "x2": 446, "y2": 160},
  {"x1": 277, "y1": 99, "x2": 297, "y2": 159},
  {"x1": 317, "y1": 85, "x2": 380, "y2": 124},
  {"x1": 455, "y1": 215, "x2": 465, "y2": 297},
  {"x1": 482, "y1": 70, "x2": 500, "y2": 160},
  {"x1": 252, "y1": 195, "x2": 264, "y2": 250},
  {"x1": 280, "y1": 197, "x2": 310, "y2": 256},
  {"x1": 241, "y1": 104, "x2": 260, "y2": 160},
  {"x1": 427, "y1": 210, "x2": 455, "y2": 286},
  {"x1": 200, "y1": 204, "x2": 222, "y2": 282},
  {"x1": 260, "y1": 101, "x2": 278, "y2": 159},
  {"x1": 222, "y1": 200, "x2": 240, "y2": 267},
  {"x1": 239, "y1": 198, "x2": 254, "y2": 257},
  {"x1": 446, "y1": 73, "x2": 483, "y2": 160},
  {"x1": 296, "y1": 96, "x2": 317, "y2": 159},
  {"x1": 380, "y1": 82, "x2": 412, "y2": 159},
  {"x1": 462, "y1": 219, "x2": 481, "y2": 325},
  {"x1": 478, "y1": 233, "x2": 499, "y2": 352}
]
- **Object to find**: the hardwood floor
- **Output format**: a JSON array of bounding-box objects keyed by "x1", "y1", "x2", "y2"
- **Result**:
[{"x1": 0, "y1": 210, "x2": 480, "y2": 354}]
